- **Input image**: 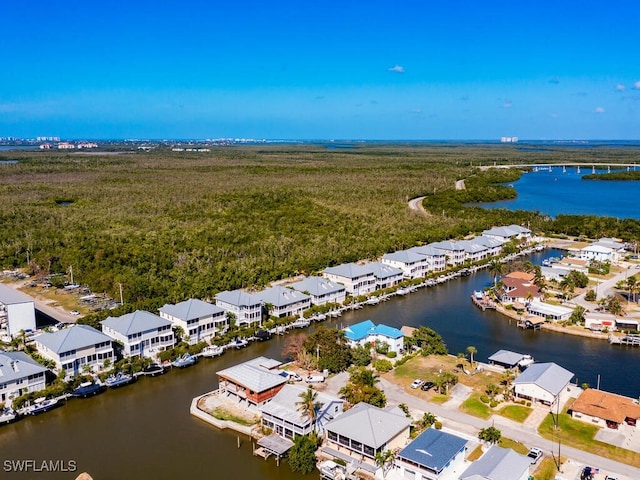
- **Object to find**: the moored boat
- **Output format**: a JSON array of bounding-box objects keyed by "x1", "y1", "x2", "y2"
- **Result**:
[
  {"x1": 200, "y1": 345, "x2": 225, "y2": 357},
  {"x1": 142, "y1": 363, "x2": 165, "y2": 376},
  {"x1": 71, "y1": 381, "x2": 104, "y2": 398},
  {"x1": 231, "y1": 339, "x2": 248, "y2": 349},
  {"x1": 21, "y1": 397, "x2": 60, "y2": 415},
  {"x1": 172, "y1": 353, "x2": 197, "y2": 368},
  {"x1": 0, "y1": 407, "x2": 17, "y2": 425},
  {"x1": 104, "y1": 372, "x2": 135, "y2": 388},
  {"x1": 396, "y1": 287, "x2": 409, "y2": 296},
  {"x1": 517, "y1": 354, "x2": 535, "y2": 369},
  {"x1": 366, "y1": 296, "x2": 380, "y2": 305}
]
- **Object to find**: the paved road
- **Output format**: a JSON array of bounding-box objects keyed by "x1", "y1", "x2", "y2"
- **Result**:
[
  {"x1": 572, "y1": 262, "x2": 640, "y2": 314},
  {"x1": 407, "y1": 196, "x2": 428, "y2": 218},
  {"x1": 324, "y1": 372, "x2": 640, "y2": 480}
]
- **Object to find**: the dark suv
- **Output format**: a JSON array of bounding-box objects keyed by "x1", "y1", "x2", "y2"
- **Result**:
[{"x1": 421, "y1": 381, "x2": 435, "y2": 391}]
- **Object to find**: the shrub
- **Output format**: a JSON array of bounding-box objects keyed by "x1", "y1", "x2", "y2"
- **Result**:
[
  {"x1": 386, "y1": 351, "x2": 397, "y2": 359},
  {"x1": 480, "y1": 395, "x2": 490, "y2": 404},
  {"x1": 373, "y1": 359, "x2": 393, "y2": 372},
  {"x1": 526, "y1": 402, "x2": 531, "y2": 407},
  {"x1": 489, "y1": 400, "x2": 498, "y2": 408},
  {"x1": 434, "y1": 421, "x2": 442, "y2": 430}
]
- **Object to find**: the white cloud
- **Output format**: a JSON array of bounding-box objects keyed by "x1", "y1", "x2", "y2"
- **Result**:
[
  {"x1": 633, "y1": 81, "x2": 640, "y2": 90},
  {"x1": 594, "y1": 106, "x2": 605, "y2": 113},
  {"x1": 616, "y1": 84, "x2": 626, "y2": 92},
  {"x1": 388, "y1": 65, "x2": 405, "y2": 73}
]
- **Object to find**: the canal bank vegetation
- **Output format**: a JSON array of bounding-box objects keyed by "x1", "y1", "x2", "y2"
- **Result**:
[{"x1": 582, "y1": 170, "x2": 640, "y2": 181}]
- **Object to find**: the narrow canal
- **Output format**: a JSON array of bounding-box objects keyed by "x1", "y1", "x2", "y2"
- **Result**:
[{"x1": 1, "y1": 250, "x2": 637, "y2": 479}]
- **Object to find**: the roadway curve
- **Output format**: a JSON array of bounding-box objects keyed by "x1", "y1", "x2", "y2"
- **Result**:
[{"x1": 408, "y1": 196, "x2": 428, "y2": 218}]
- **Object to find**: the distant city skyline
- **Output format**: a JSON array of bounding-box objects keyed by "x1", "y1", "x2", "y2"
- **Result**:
[{"x1": 2, "y1": 1, "x2": 639, "y2": 140}]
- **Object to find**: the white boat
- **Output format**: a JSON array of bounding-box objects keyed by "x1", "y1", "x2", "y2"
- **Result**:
[
  {"x1": 328, "y1": 310, "x2": 341, "y2": 318},
  {"x1": 104, "y1": 372, "x2": 134, "y2": 388},
  {"x1": 291, "y1": 317, "x2": 311, "y2": 328},
  {"x1": 315, "y1": 313, "x2": 327, "y2": 321},
  {"x1": 201, "y1": 345, "x2": 224, "y2": 357},
  {"x1": 396, "y1": 287, "x2": 409, "y2": 296},
  {"x1": 22, "y1": 397, "x2": 60, "y2": 415},
  {"x1": 366, "y1": 296, "x2": 380, "y2": 305},
  {"x1": 231, "y1": 338, "x2": 248, "y2": 349},
  {"x1": 171, "y1": 353, "x2": 197, "y2": 368},
  {"x1": 518, "y1": 355, "x2": 535, "y2": 369},
  {"x1": 0, "y1": 408, "x2": 17, "y2": 424}
]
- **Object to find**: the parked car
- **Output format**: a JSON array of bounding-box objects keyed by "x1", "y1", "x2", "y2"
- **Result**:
[
  {"x1": 280, "y1": 371, "x2": 302, "y2": 382},
  {"x1": 305, "y1": 375, "x2": 325, "y2": 383},
  {"x1": 581, "y1": 466, "x2": 597, "y2": 480},
  {"x1": 421, "y1": 381, "x2": 435, "y2": 391},
  {"x1": 527, "y1": 447, "x2": 543, "y2": 464},
  {"x1": 604, "y1": 476, "x2": 618, "y2": 480},
  {"x1": 410, "y1": 379, "x2": 424, "y2": 389}
]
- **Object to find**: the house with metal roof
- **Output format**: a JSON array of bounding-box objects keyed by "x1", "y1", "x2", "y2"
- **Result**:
[
  {"x1": 482, "y1": 224, "x2": 531, "y2": 244},
  {"x1": 394, "y1": 427, "x2": 468, "y2": 480},
  {"x1": 459, "y1": 445, "x2": 531, "y2": 480},
  {"x1": 343, "y1": 319, "x2": 404, "y2": 353},
  {"x1": 215, "y1": 289, "x2": 262, "y2": 327},
  {"x1": 101, "y1": 310, "x2": 175, "y2": 358},
  {"x1": 322, "y1": 263, "x2": 376, "y2": 296},
  {"x1": 513, "y1": 362, "x2": 574, "y2": 405},
  {"x1": 260, "y1": 384, "x2": 344, "y2": 438},
  {"x1": 254, "y1": 286, "x2": 311, "y2": 318},
  {"x1": 0, "y1": 351, "x2": 48, "y2": 405},
  {"x1": 473, "y1": 235, "x2": 505, "y2": 256},
  {"x1": 579, "y1": 244, "x2": 620, "y2": 263},
  {"x1": 408, "y1": 245, "x2": 447, "y2": 272},
  {"x1": 322, "y1": 402, "x2": 411, "y2": 468},
  {"x1": 289, "y1": 276, "x2": 346, "y2": 306},
  {"x1": 458, "y1": 239, "x2": 490, "y2": 263},
  {"x1": 488, "y1": 350, "x2": 528, "y2": 369},
  {"x1": 429, "y1": 241, "x2": 466, "y2": 266},
  {"x1": 569, "y1": 388, "x2": 640, "y2": 430},
  {"x1": 34, "y1": 325, "x2": 114, "y2": 378},
  {"x1": 526, "y1": 301, "x2": 572, "y2": 322},
  {"x1": 217, "y1": 356, "x2": 287, "y2": 406},
  {"x1": 381, "y1": 249, "x2": 429, "y2": 279},
  {"x1": 159, "y1": 299, "x2": 227, "y2": 345},
  {"x1": 364, "y1": 261, "x2": 404, "y2": 289},
  {"x1": 0, "y1": 284, "x2": 36, "y2": 338}
]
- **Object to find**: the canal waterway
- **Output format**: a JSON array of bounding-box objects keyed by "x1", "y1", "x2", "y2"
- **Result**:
[
  {"x1": 480, "y1": 167, "x2": 640, "y2": 219},
  {"x1": 0, "y1": 250, "x2": 637, "y2": 479}
]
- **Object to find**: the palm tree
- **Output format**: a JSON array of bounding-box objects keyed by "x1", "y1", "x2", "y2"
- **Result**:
[
  {"x1": 488, "y1": 259, "x2": 504, "y2": 289},
  {"x1": 626, "y1": 275, "x2": 639, "y2": 303},
  {"x1": 296, "y1": 386, "x2": 322, "y2": 433},
  {"x1": 466, "y1": 346, "x2": 477, "y2": 369},
  {"x1": 374, "y1": 449, "x2": 395, "y2": 478}
]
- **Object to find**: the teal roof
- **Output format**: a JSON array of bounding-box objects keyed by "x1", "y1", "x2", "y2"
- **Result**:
[{"x1": 344, "y1": 320, "x2": 403, "y2": 341}]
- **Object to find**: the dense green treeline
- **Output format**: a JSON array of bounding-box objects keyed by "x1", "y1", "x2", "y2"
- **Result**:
[
  {"x1": 582, "y1": 170, "x2": 640, "y2": 181},
  {"x1": 1, "y1": 144, "x2": 639, "y2": 317}
]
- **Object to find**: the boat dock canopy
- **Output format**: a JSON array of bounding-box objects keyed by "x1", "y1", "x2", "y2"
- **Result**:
[
  {"x1": 488, "y1": 350, "x2": 525, "y2": 368},
  {"x1": 257, "y1": 434, "x2": 294, "y2": 456}
]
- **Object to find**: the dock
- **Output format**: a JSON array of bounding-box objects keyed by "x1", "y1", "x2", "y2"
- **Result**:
[
  {"x1": 471, "y1": 292, "x2": 496, "y2": 311},
  {"x1": 609, "y1": 334, "x2": 640, "y2": 346}
]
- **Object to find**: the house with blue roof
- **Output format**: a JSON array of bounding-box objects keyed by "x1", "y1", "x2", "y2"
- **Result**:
[
  {"x1": 289, "y1": 276, "x2": 346, "y2": 306},
  {"x1": 102, "y1": 310, "x2": 175, "y2": 358},
  {"x1": 254, "y1": 286, "x2": 311, "y2": 318},
  {"x1": 35, "y1": 325, "x2": 114, "y2": 378},
  {"x1": 343, "y1": 319, "x2": 404, "y2": 353},
  {"x1": 322, "y1": 263, "x2": 376, "y2": 296},
  {"x1": 394, "y1": 427, "x2": 468, "y2": 480},
  {"x1": 159, "y1": 299, "x2": 227, "y2": 345}
]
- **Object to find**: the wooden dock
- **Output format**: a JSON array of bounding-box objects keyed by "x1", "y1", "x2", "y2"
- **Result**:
[
  {"x1": 471, "y1": 293, "x2": 496, "y2": 311},
  {"x1": 609, "y1": 334, "x2": 640, "y2": 346}
]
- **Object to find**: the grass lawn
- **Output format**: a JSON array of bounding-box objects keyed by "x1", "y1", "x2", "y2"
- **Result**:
[
  {"x1": 460, "y1": 393, "x2": 491, "y2": 419},
  {"x1": 467, "y1": 445, "x2": 484, "y2": 461},
  {"x1": 498, "y1": 404, "x2": 532, "y2": 423},
  {"x1": 498, "y1": 437, "x2": 529, "y2": 455},
  {"x1": 430, "y1": 394, "x2": 448, "y2": 404},
  {"x1": 211, "y1": 407, "x2": 259, "y2": 426},
  {"x1": 533, "y1": 456, "x2": 564, "y2": 480},
  {"x1": 538, "y1": 410, "x2": 640, "y2": 467}
]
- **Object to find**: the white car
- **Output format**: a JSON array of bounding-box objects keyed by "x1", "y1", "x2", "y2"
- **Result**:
[
  {"x1": 527, "y1": 447, "x2": 543, "y2": 464},
  {"x1": 411, "y1": 379, "x2": 424, "y2": 389},
  {"x1": 305, "y1": 375, "x2": 325, "y2": 383}
]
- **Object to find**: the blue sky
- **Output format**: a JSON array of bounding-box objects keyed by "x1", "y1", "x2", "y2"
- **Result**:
[{"x1": 2, "y1": 1, "x2": 639, "y2": 140}]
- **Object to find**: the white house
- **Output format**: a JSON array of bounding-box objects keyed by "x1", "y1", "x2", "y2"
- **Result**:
[
  {"x1": 408, "y1": 245, "x2": 447, "y2": 272},
  {"x1": 381, "y1": 250, "x2": 429, "y2": 279},
  {"x1": 101, "y1": 310, "x2": 175, "y2": 358},
  {"x1": 0, "y1": 351, "x2": 48, "y2": 405},
  {"x1": 526, "y1": 301, "x2": 572, "y2": 322},
  {"x1": 215, "y1": 290, "x2": 262, "y2": 327},
  {"x1": 288, "y1": 276, "x2": 346, "y2": 306},
  {"x1": 34, "y1": 325, "x2": 114, "y2": 378},
  {"x1": 394, "y1": 427, "x2": 468, "y2": 480},
  {"x1": 343, "y1": 319, "x2": 404, "y2": 354},
  {"x1": 260, "y1": 384, "x2": 344, "y2": 438},
  {"x1": 458, "y1": 239, "x2": 490, "y2": 263},
  {"x1": 159, "y1": 299, "x2": 227, "y2": 345},
  {"x1": 429, "y1": 241, "x2": 466, "y2": 266},
  {"x1": 482, "y1": 224, "x2": 531, "y2": 244},
  {"x1": 322, "y1": 263, "x2": 376, "y2": 296},
  {"x1": 0, "y1": 284, "x2": 36, "y2": 338},
  {"x1": 579, "y1": 244, "x2": 619, "y2": 263},
  {"x1": 513, "y1": 362, "x2": 574, "y2": 405},
  {"x1": 254, "y1": 286, "x2": 311, "y2": 318},
  {"x1": 364, "y1": 261, "x2": 404, "y2": 290},
  {"x1": 459, "y1": 445, "x2": 532, "y2": 480},
  {"x1": 473, "y1": 235, "x2": 505, "y2": 256}
]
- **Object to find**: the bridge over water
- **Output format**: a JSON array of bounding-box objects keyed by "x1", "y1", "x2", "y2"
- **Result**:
[{"x1": 479, "y1": 162, "x2": 638, "y2": 172}]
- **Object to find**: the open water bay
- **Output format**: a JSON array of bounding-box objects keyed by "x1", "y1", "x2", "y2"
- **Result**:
[{"x1": 0, "y1": 251, "x2": 637, "y2": 479}]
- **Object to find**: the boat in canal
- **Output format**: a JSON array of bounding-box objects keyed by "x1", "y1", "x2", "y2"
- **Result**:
[
  {"x1": 21, "y1": 397, "x2": 60, "y2": 415},
  {"x1": 142, "y1": 363, "x2": 165, "y2": 376},
  {"x1": 0, "y1": 407, "x2": 17, "y2": 425},
  {"x1": 200, "y1": 345, "x2": 224, "y2": 358},
  {"x1": 104, "y1": 372, "x2": 135, "y2": 388},
  {"x1": 230, "y1": 338, "x2": 248, "y2": 349},
  {"x1": 172, "y1": 353, "x2": 197, "y2": 368},
  {"x1": 71, "y1": 381, "x2": 104, "y2": 398}
]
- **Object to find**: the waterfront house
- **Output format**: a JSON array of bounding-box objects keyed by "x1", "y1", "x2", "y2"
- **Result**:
[
  {"x1": 429, "y1": 241, "x2": 466, "y2": 266},
  {"x1": 322, "y1": 263, "x2": 376, "y2": 296},
  {"x1": 579, "y1": 244, "x2": 620, "y2": 263},
  {"x1": 364, "y1": 261, "x2": 404, "y2": 290},
  {"x1": 488, "y1": 350, "x2": 529, "y2": 369},
  {"x1": 216, "y1": 356, "x2": 288, "y2": 407},
  {"x1": 259, "y1": 384, "x2": 344, "y2": 438},
  {"x1": 215, "y1": 289, "x2": 262, "y2": 327},
  {"x1": 540, "y1": 265, "x2": 566, "y2": 282},
  {"x1": 482, "y1": 224, "x2": 531, "y2": 244},
  {"x1": 35, "y1": 325, "x2": 114, "y2": 378},
  {"x1": 343, "y1": 319, "x2": 404, "y2": 354},
  {"x1": 322, "y1": 402, "x2": 411, "y2": 469},
  {"x1": 289, "y1": 276, "x2": 346, "y2": 306},
  {"x1": 0, "y1": 351, "x2": 48, "y2": 405},
  {"x1": 500, "y1": 274, "x2": 541, "y2": 304},
  {"x1": 408, "y1": 245, "x2": 447, "y2": 272},
  {"x1": 459, "y1": 445, "x2": 532, "y2": 480},
  {"x1": 550, "y1": 257, "x2": 589, "y2": 274},
  {"x1": 0, "y1": 284, "x2": 36, "y2": 338},
  {"x1": 101, "y1": 310, "x2": 175, "y2": 358},
  {"x1": 254, "y1": 286, "x2": 311, "y2": 318},
  {"x1": 512, "y1": 362, "x2": 574, "y2": 405},
  {"x1": 458, "y1": 239, "x2": 490, "y2": 263},
  {"x1": 569, "y1": 388, "x2": 640, "y2": 430},
  {"x1": 473, "y1": 235, "x2": 505, "y2": 257},
  {"x1": 584, "y1": 312, "x2": 618, "y2": 332},
  {"x1": 381, "y1": 250, "x2": 429, "y2": 279},
  {"x1": 525, "y1": 301, "x2": 572, "y2": 322},
  {"x1": 159, "y1": 299, "x2": 227, "y2": 345},
  {"x1": 394, "y1": 427, "x2": 468, "y2": 480}
]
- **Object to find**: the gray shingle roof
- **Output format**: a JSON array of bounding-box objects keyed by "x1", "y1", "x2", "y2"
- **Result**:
[
  {"x1": 398, "y1": 428, "x2": 467, "y2": 472},
  {"x1": 323, "y1": 263, "x2": 374, "y2": 279},
  {"x1": 408, "y1": 245, "x2": 446, "y2": 257},
  {"x1": 289, "y1": 276, "x2": 346, "y2": 297},
  {"x1": 101, "y1": 310, "x2": 172, "y2": 335},
  {"x1": 0, "y1": 351, "x2": 48, "y2": 383},
  {"x1": 35, "y1": 325, "x2": 112, "y2": 355},
  {"x1": 460, "y1": 445, "x2": 531, "y2": 480},
  {"x1": 0, "y1": 284, "x2": 34, "y2": 305},
  {"x1": 324, "y1": 402, "x2": 410, "y2": 449},
  {"x1": 254, "y1": 286, "x2": 310, "y2": 308},
  {"x1": 159, "y1": 298, "x2": 224, "y2": 320},
  {"x1": 430, "y1": 240, "x2": 464, "y2": 252},
  {"x1": 217, "y1": 356, "x2": 287, "y2": 392},
  {"x1": 381, "y1": 250, "x2": 425, "y2": 264},
  {"x1": 364, "y1": 261, "x2": 403, "y2": 279},
  {"x1": 513, "y1": 362, "x2": 574, "y2": 396}
]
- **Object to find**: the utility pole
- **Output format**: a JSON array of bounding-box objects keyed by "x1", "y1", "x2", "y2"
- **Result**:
[
  {"x1": 119, "y1": 283, "x2": 124, "y2": 305},
  {"x1": 69, "y1": 265, "x2": 74, "y2": 285}
]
